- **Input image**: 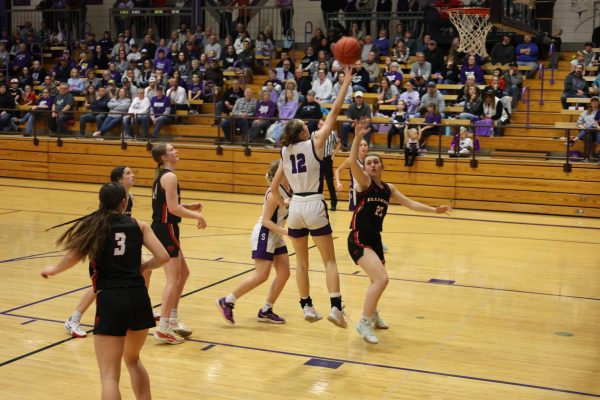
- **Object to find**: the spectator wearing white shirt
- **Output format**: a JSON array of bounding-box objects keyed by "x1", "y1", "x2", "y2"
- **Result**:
[
  {"x1": 123, "y1": 88, "x2": 151, "y2": 138},
  {"x1": 311, "y1": 69, "x2": 333, "y2": 102},
  {"x1": 166, "y1": 78, "x2": 189, "y2": 112},
  {"x1": 204, "y1": 34, "x2": 222, "y2": 59}
]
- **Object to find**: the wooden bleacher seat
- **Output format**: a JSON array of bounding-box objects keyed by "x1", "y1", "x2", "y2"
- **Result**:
[
  {"x1": 560, "y1": 109, "x2": 584, "y2": 115},
  {"x1": 566, "y1": 97, "x2": 591, "y2": 104},
  {"x1": 554, "y1": 122, "x2": 578, "y2": 129},
  {"x1": 445, "y1": 106, "x2": 464, "y2": 113},
  {"x1": 437, "y1": 84, "x2": 464, "y2": 91}
]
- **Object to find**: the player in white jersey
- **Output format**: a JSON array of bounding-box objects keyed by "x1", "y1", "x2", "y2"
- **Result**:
[
  {"x1": 335, "y1": 138, "x2": 369, "y2": 210},
  {"x1": 269, "y1": 65, "x2": 353, "y2": 328},
  {"x1": 217, "y1": 160, "x2": 292, "y2": 325}
]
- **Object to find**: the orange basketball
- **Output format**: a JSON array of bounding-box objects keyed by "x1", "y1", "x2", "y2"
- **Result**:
[{"x1": 333, "y1": 36, "x2": 362, "y2": 66}]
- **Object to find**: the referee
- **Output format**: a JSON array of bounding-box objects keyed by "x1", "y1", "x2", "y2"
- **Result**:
[{"x1": 313, "y1": 119, "x2": 341, "y2": 211}]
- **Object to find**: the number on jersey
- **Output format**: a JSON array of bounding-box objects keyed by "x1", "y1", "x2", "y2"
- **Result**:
[
  {"x1": 375, "y1": 205, "x2": 384, "y2": 217},
  {"x1": 114, "y1": 232, "x2": 126, "y2": 256},
  {"x1": 290, "y1": 153, "x2": 307, "y2": 174}
]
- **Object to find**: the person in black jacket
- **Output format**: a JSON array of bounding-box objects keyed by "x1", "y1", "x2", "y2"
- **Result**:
[
  {"x1": 351, "y1": 60, "x2": 371, "y2": 93},
  {"x1": 295, "y1": 68, "x2": 312, "y2": 103},
  {"x1": 561, "y1": 64, "x2": 589, "y2": 109},
  {"x1": 490, "y1": 35, "x2": 515, "y2": 66},
  {"x1": 0, "y1": 83, "x2": 16, "y2": 131},
  {"x1": 424, "y1": 40, "x2": 445, "y2": 79},
  {"x1": 321, "y1": 0, "x2": 345, "y2": 29},
  {"x1": 79, "y1": 86, "x2": 110, "y2": 136},
  {"x1": 294, "y1": 90, "x2": 322, "y2": 133},
  {"x1": 214, "y1": 78, "x2": 244, "y2": 125}
]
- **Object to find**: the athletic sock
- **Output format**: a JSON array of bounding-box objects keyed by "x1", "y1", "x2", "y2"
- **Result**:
[
  {"x1": 361, "y1": 315, "x2": 373, "y2": 323},
  {"x1": 330, "y1": 294, "x2": 342, "y2": 311},
  {"x1": 299, "y1": 296, "x2": 313, "y2": 308},
  {"x1": 261, "y1": 302, "x2": 273, "y2": 313},
  {"x1": 169, "y1": 308, "x2": 178, "y2": 320},
  {"x1": 70, "y1": 310, "x2": 82, "y2": 322},
  {"x1": 159, "y1": 317, "x2": 169, "y2": 331},
  {"x1": 169, "y1": 309, "x2": 178, "y2": 327},
  {"x1": 225, "y1": 293, "x2": 237, "y2": 304}
]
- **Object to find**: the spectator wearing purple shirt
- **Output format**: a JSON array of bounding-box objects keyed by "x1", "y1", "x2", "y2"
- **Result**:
[
  {"x1": 12, "y1": 43, "x2": 31, "y2": 74},
  {"x1": 154, "y1": 49, "x2": 173, "y2": 76},
  {"x1": 139, "y1": 86, "x2": 173, "y2": 138},
  {"x1": 374, "y1": 29, "x2": 390, "y2": 57},
  {"x1": 384, "y1": 62, "x2": 403, "y2": 89},
  {"x1": 399, "y1": 81, "x2": 420, "y2": 116},
  {"x1": 249, "y1": 90, "x2": 277, "y2": 140},
  {"x1": 460, "y1": 55, "x2": 485, "y2": 84},
  {"x1": 419, "y1": 103, "x2": 442, "y2": 147},
  {"x1": 108, "y1": 63, "x2": 122, "y2": 84}
]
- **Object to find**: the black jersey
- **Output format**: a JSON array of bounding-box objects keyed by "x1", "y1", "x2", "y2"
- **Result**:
[
  {"x1": 89, "y1": 214, "x2": 144, "y2": 292},
  {"x1": 350, "y1": 180, "x2": 391, "y2": 233},
  {"x1": 152, "y1": 169, "x2": 181, "y2": 224}
]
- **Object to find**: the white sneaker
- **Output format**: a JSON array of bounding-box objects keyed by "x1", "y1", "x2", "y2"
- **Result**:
[
  {"x1": 382, "y1": 242, "x2": 389, "y2": 253},
  {"x1": 303, "y1": 305, "x2": 322, "y2": 323},
  {"x1": 327, "y1": 307, "x2": 347, "y2": 328},
  {"x1": 154, "y1": 327, "x2": 185, "y2": 345},
  {"x1": 356, "y1": 318, "x2": 378, "y2": 344},
  {"x1": 64, "y1": 319, "x2": 87, "y2": 338},
  {"x1": 372, "y1": 310, "x2": 389, "y2": 329},
  {"x1": 171, "y1": 320, "x2": 192, "y2": 338}
]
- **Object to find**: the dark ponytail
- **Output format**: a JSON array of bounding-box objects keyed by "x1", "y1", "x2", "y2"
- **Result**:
[
  {"x1": 110, "y1": 166, "x2": 126, "y2": 183},
  {"x1": 56, "y1": 183, "x2": 127, "y2": 260}
]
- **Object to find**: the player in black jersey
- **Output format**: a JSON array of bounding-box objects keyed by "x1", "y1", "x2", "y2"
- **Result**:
[
  {"x1": 41, "y1": 182, "x2": 170, "y2": 400},
  {"x1": 348, "y1": 120, "x2": 452, "y2": 344},
  {"x1": 150, "y1": 143, "x2": 208, "y2": 345},
  {"x1": 64, "y1": 166, "x2": 137, "y2": 338}
]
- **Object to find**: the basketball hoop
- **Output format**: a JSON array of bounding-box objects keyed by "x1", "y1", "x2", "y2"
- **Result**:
[{"x1": 448, "y1": 8, "x2": 492, "y2": 59}]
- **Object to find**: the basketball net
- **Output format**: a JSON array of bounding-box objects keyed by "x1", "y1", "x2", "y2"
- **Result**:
[{"x1": 448, "y1": 10, "x2": 492, "y2": 59}]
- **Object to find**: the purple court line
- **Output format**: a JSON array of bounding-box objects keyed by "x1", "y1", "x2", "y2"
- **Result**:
[
  {"x1": 3, "y1": 183, "x2": 598, "y2": 231},
  {"x1": 0, "y1": 250, "x2": 63, "y2": 264},
  {"x1": 20, "y1": 319, "x2": 36, "y2": 325},
  {"x1": 4, "y1": 312, "x2": 94, "y2": 328},
  {"x1": 1, "y1": 285, "x2": 91, "y2": 314},
  {"x1": 183, "y1": 337, "x2": 600, "y2": 398}
]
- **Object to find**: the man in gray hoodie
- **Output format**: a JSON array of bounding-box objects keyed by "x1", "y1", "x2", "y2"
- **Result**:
[{"x1": 420, "y1": 82, "x2": 446, "y2": 117}]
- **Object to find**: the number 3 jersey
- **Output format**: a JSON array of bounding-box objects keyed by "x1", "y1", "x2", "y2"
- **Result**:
[
  {"x1": 281, "y1": 139, "x2": 324, "y2": 195},
  {"x1": 89, "y1": 214, "x2": 144, "y2": 292},
  {"x1": 350, "y1": 180, "x2": 392, "y2": 232}
]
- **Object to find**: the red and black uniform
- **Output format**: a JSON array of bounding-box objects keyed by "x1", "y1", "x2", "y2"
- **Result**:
[
  {"x1": 347, "y1": 180, "x2": 391, "y2": 264},
  {"x1": 151, "y1": 168, "x2": 181, "y2": 257},
  {"x1": 90, "y1": 214, "x2": 155, "y2": 336}
]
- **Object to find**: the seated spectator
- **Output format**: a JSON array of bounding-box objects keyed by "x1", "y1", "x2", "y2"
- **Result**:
[
  {"x1": 255, "y1": 31, "x2": 274, "y2": 59},
  {"x1": 503, "y1": 62, "x2": 523, "y2": 106},
  {"x1": 166, "y1": 78, "x2": 189, "y2": 112},
  {"x1": 42, "y1": 75, "x2": 58, "y2": 97},
  {"x1": 204, "y1": 59, "x2": 224, "y2": 87},
  {"x1": 12, "y1": 42, "x2": 31, "y2": 75},
  {"x1": 220, "y1": 88, "x2": 257, "y2": 141},
  {"x1": 458, "y1": 86, "x2": 483, "y2": 121},
  {"x1": 374, "y1": 29, "x2": 390, "y2": 56},
  {"x1": 300, "y1": 46, "x2": 317, "y2": 71},
  {"x1": 265, "y1": 88, "x2": 299, "y2": 144},
  {"x1": 127, "y1": 42, "x2": 142, "y2": 62},
  {"x1": 237, "y1": 39, "x2": 255, "y2": 80},
  {"x1": 263, "y1": 69, "x2": 283, "y2": 94},
  {"x1": 174, "y1": 52, "x2": 191, "y2": 82},
  {"x1": 384, "y1": 61, "x2": 403, "y2": 90},
  {"x1": 571, "y1": 51, "x2": 585, "y2": 73},
  {"x1": 311, "y1": 61, "x2": 332, "y2": 82},
  {"x1": 221, "y1": 45, "x2": 237, "y2": 70},
  {"x1": 490, "y1": 34, "x2": 515, "y2": 66},
  {"x1": 561, "y1": 64, "x2": 589, "y2": 109},
  {"x1": 19, "y1": 84, "x2": 36, "y2": 106},
  {"x1": 484, "y1": 75, "x2": 508, "y2": 102},
  {"x1": 571, "y1": 96, "x2": 600, "y2": 159},
  {"x1": 94, "y1": 44, "x2": 110, "y2": 70},
  {"x1": 457, "y1": 75, "x2": 479, "y2": 104},
  {"x1": 67, "y1": 68, "x2": 85, "y2": 95},
  {"x1": 276, "y1": 59, "x2": 294, "y2": 81},
  {"x1": 277, "y1": 79, "x2": 299, "y2": 107},
  {"x1": 124, "y1": 88, "x2": 151, "y2": 138},
  {"x1": 294, "y1": 89, "x2": 322, "y2": 133},
  {"x1": 410, "y1": 52, "x2": 431, "y2": 81},
  {"x1": 364, "y1": 51, "x2": 381, "y2": 83},
  {"x1": 400, "y1": 80, "x2": 420, "y2": 116},
  {"x1": 214, "y1": 78, "x2": 244, "y2": 125},
  {"x1": 139, "y1": 86, "x2": 173, "y2": 138},
  {"x1": 154, "y1": 49, "x2": 173, "y2": 76},
  {"x1": 188, "y1": 73, "x2": 205, "y2": 104},
  {"x1": 0, "y1": 83, "x2": 16, "y2": 131},
  {"x1": 114, "y1": 49, "x2": 129, "y2": 74},
  {"x1": 49, "y1": 83, "x2": 75, "y2": 134},
  {"x1": 387, "y1": 100, "x2": 409, "y2": 149},
  {"x1": 424, "y1": 40, "x2": 445, "y2": 80},
  {"x1": 8, "y1": 79, "x2": 23, "y2": 105},
  {"x1": 361, "y1": 35, "x2": 377, "y2": 61},
  {"x1": 312, "y1": 69, "x2": 333, "y2": 102},
  {"x1": 249, "y1": 90, "x2": 277, "y2": 141},
  {"x1": 276, "y1": 51, "x2": 295, "y2": 71},
  {"x1": 441, "y1": 55, "x2": 460, "y2": 84},
  {"x1": 490, "y1": 68, "x2": 507, "y2": 92},
  {"x1": 392, "y1": 40, "x2": 409, "y2": 64},
  {"x1": 582, "y1": 41, "x2": 598, "y2": 70},
  {"x1": 0, "y1": 43, "x2": 9, "y2": 69},
  {"x1": 79, "y1": 86, "x2": 110, "y2": 136},
  {"x1": 376, "y1": 78, "x2": 398, "y2": 115},
  {"x1": 340, "y1": 91, "x2": 373, "y2": 148},
  {"x1": 330, "y1": 72, "x2": 353, "y2": 103},
  {"x1": 77, "y1": 52, "x2": 94, "y2": 77},
  {"x1": 481, "y1": 90, "x2": 509, "y2": 136},
  {"x1": 461, "y1": 55, "x2": 485, "y2": 84},
  {"x1": 153, "y1": 69, "x2": 168, "y2": 91},
  {"x1": 30, "y1": 60, "x2": 47, "y2": 86},
  {"x1": 515, "y1": 35, "x2": 538, "y2": 78},
  {"x1": 420, "y1": 81, "x2": 445, "y2": 117},
  {"x1": 107, "y1": 62, "x2": 122, "y2": 84},
  {"x1": 294, "y1": 68, "x2": 312, "y2": 102},
  {"x1": 52, "y1": 56, "x2": 71, "y2": 83},
  {"x1": 93, "y1": 88, "x2": 130, "y2": 137},
  {"x1": 448, "y1": 126, "x2": 474, "y2": 157},
  {"x1": 351, "y1": 60, "x2": 370, "y2": 93},
  {"x1": 205, "y1": 34, "x2": 222, "y2": 59},
  {"x1": 419, "y1": 103, "x2": 442, "y2": 148},
  {"x1": 13, "y1": 88, "x2": 53, "y2": 136}
]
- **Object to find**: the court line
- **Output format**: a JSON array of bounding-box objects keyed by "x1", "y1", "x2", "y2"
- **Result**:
[
  {"x1": 0, "y1": 285, "x2": 91, "y2": 314},
  {"x1": 0, "y1": 210, "x2": 19, "y2": 216},
  {"x1": 181, "y1": 337, "x2": 600, "y2": 398},
  {"x1": 0, "y1": 250, "x2": 63, "y2": 264},
  {"x1": 2, "y1": 182, "x2": 599, "y2": 231}
]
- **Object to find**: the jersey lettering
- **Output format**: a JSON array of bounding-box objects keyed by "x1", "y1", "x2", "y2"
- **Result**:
[{"x1": 114, "y1": 232, "x2": 126, "y2": 256}]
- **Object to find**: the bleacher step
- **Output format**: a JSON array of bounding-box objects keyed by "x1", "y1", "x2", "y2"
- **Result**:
[{"x1": 491, "y1": 150, "x2": 549, "y2": 159}]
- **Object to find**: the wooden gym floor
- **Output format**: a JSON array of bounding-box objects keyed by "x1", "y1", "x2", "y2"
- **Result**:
[{"x1": 0, "y1": 177, "x2": 599, "y2": 399}]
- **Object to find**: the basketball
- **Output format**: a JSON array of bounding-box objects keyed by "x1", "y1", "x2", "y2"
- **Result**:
[{"x1": 333, "y1": 36, "x2": 362, "y2": 65}]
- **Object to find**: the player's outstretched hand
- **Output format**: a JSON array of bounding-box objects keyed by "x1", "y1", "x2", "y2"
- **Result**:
[{"x1": 435, "y1": 205, "x2": 452, "y2": 215}]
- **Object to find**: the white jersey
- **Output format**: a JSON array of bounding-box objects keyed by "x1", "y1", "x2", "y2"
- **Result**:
[
  {"x1": 348, "y1": 158, "x2": 364, "y2": 211},
  {"x1": 256, "y1": 185, "x2": 291, "y2": 228},
  {"x1": 281, "y1": 139, "x2": 324, "y2": 195},
  {"x1": 251, "y1": 185, "x2": 291, "y2": 259}
]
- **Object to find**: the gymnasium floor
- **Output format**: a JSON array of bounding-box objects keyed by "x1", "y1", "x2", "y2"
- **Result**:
[{"x1": 0, "y1": 177, "x2": 599, "y2": 399}]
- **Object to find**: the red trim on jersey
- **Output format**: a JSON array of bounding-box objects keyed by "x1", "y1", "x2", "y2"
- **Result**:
[
  {"x1": 90, "y1": 260, "x2": 98, "y2": 292},
  {"x1": 350, "y1": 198, "x2": 367, "y2": 230},
  {"x1": 162, "y1": 203, "x2": 168, "y2": 223},
  {"x1": 168, "y1": 224, "x2": 181, "y2": 248},
  {"x1": 352, "y1": 231, "x2": 366, "y2": 248}
]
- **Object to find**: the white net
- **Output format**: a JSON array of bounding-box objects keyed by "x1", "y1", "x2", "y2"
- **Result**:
[{"x1": 448, "y1": 10, "x2": 493, "y2": 59}]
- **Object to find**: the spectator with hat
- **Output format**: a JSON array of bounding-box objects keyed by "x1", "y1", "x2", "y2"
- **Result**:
[
  {"x1": 122, "y1": 77, "x2": 138, "y2": 98},
  {"x1": 127, "y1": 42, "x2": 142, "y2": 62},
  {"x1": 420, "y1": 81, "x2": 446, "y2": 117},
  {"x1": 144, "y1": 77, "x2": 158, "y2": 99},
  {"x1": 582, "y1": 41, "x2": 598, "y2": 69},
  {"x1": 340, "y1": 91, "x2": 373, "y2": 148},
  {"x1": 503, "y1": 61, "x2": 523, "y2": 106}
]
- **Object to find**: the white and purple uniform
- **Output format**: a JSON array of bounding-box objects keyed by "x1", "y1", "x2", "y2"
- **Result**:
[
  {"x1": 281, "y1": 139, "x2": 332, "y2": 238},
  {"x1": 251, "y1": 185, "x2": 291, "y2": 260},
  {"x1": 348, "y1": 158, "x2": 364, "y2": 211}
]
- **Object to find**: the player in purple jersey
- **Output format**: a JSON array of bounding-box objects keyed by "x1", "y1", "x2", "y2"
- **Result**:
[{"x1": 348, "y1": 119, "x2": 452, "y2": 344}]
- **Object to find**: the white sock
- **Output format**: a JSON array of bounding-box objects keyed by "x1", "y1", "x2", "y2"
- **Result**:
[
  {"x1": 362, "y1": 315, "x2": 373, "y2": 323},
  {"x1": 261, "y1": 302, "x2": 273, "y2": 313},
  {"x1": 169, "y1": 308, "x2": 178, "y2": 320},
  {"x1": 225, "y1": 293, "x2": 237, "y2": 304},
  {"x1": 159, "y1": 317, "x2": 169, "y2": 330},
  {"x1": 70, "y1": 311, "x2": 82, "y2": 322},
  {"x1": 329, "y1": 292, "x2": 341, "y2": 298}
]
